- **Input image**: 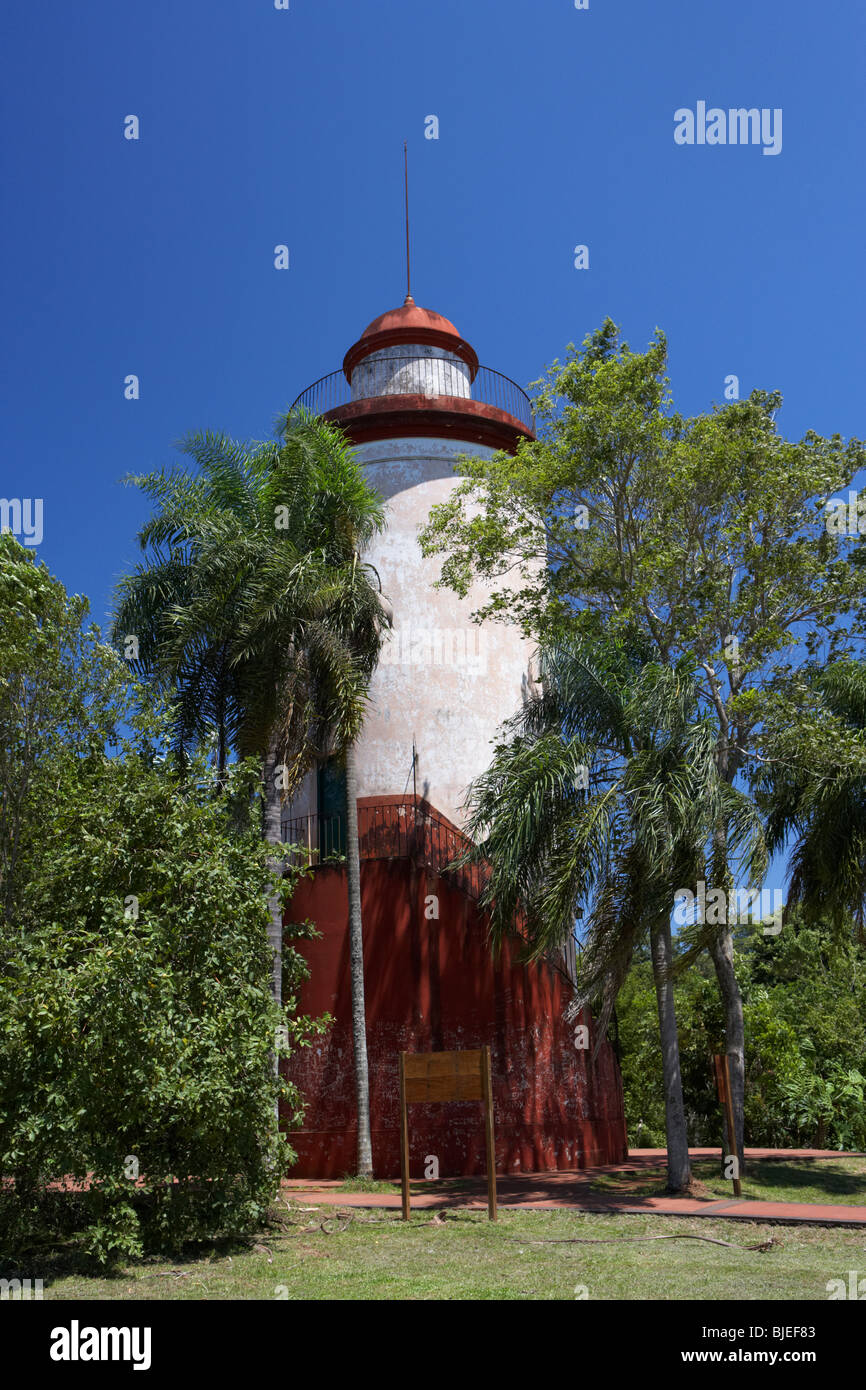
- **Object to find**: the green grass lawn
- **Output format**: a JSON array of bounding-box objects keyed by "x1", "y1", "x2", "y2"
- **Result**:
[
  {"x1": 588, "y1": 1156, "x2": 866, "y2": 1206},
  {"x1": 36, "y1": 1201, "x2": 866, "y2": 1301}
]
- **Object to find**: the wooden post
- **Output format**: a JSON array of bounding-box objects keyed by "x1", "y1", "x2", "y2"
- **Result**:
[
  {"x1": 713, "y1": 1052, "x2": 742, "y2": 1198},
  {"x1": 399, "y1": 1051, "x2": 411, "y2": 1220},
  {"x1": 722, "y1": 1054, "x2": 742, "y2": 1197},
  {"x1": 481, "y1": 1044, "x2": 497, "y2": 1221}
]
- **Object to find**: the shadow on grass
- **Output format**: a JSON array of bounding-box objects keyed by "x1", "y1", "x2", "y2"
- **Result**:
[
  {"x1": 0, "y1": 1232, "x2": 259, "y2": 1290},
  {"x1": 0, "y1": 1189, "x2": 287, "y2": 1286},
  {"x1": 590, "y1": 1158, "x2": 866, "y2": 1204},
  {"x1": 735, "y1": 1160, "x2": 866, "y2": 1200}
]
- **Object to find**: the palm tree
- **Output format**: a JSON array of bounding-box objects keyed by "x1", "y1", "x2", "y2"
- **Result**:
[
  {"x1": 112, "y1": 412, "x2": 388, "y2": 1172},
  {"x1": 344, "y1": 740, "x2": 372, "y2": 1174},
  {"x1": 760, "y1": 660, "x2": 866, "y2": 940},
  {"x1": 461, "y1": 632, "x2": 764, "y2": 1192}
]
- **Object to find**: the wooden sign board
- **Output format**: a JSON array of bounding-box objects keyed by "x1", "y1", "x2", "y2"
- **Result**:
[{"x1": 399, "y1": 1046, "x2": 497, "y2": 1221}]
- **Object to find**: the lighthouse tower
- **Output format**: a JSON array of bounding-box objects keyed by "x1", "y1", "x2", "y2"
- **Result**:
[
  {"x1": 282, "y1": 296, "x2": 627, "y2": 1178},
  {"x1": 288, "y1": 294, "x2": 536, "y2": 830}
]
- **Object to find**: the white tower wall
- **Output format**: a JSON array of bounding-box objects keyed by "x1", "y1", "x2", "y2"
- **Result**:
[{"x1": 353, "y1": 434, "x2": 535, "y2": 829}]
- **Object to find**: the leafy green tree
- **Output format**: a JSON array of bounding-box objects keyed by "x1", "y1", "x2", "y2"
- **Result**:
[
  {"x1": 0, "y1": 543, "x2": 325, "y2": 1262},
  {"x1": 760, "y1": 661, "x2": 866, "y2": 936},
  {"x1": 461, "y1": 632, "x2": 762, "y2": 1191},
  {"x1": 746, "y1": 912, "x2": 866, "y2": 1147},
  {"x1": 421, "y1": 318, "x2": 866, "y2": 1171},
  {"x1": 0, "y1": 744, "x2": 323, "y2": 1265},
  {"x1": 617, "y1": 950, "x2": 723, "y2": 1148},
  {"x1": 0, "y1": 533, "x2": 129, "y2": 926},
  {"x1": 617, "y1": 915, "x2": 866, "y2": 1151},
  {"x1": 112, "y1": 412, "x2": 388, "y2": 1174}
]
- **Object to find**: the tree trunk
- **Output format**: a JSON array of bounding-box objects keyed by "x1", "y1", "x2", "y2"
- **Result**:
[
  {"x1": 217, "y1": 719, "x2": 227, "y2": 789},
  {"x1": 650, "y1": 914, "x2": 691, "y2": 1192},
  {"x1": 345, "y1": 740, "x2": 373, "y2": 1176},
  {"x1": 709, "y1": 928, "x2": 746, "y2": 1177},
  {"x1": 711, "y1": 780, "x2": 747, "y2": 1178},
  {"x1": 262, "y1": 732, "x2": 285, "y2": 1051}
]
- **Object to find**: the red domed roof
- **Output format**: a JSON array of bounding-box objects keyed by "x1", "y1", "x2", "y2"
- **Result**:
[
  {"x1": 358, "y1": 299, "x2": 462, "y2": 342},
  {"x1": 343, "y1": 294, "x2": 479, "y2": 380}
]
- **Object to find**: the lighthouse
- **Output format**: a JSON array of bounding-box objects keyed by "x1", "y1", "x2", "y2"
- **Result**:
[
  {"x1": 286, "y1": 293, "x2": 536, "y2": 832},
  {"x1": 282, "y1": 296, "x2": 627, "y2": 1179}
]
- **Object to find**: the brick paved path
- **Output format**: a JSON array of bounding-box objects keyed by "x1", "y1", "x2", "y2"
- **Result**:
[{"x1": 282, "y1": 1149, "x2": 866, "y2": 1227}]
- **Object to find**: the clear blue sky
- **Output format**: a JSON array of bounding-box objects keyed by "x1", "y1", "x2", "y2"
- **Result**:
[{"x1": 2, "y1": 0, "x2": 864, "y2": 632}]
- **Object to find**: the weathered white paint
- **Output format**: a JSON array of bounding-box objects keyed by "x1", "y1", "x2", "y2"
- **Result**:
[{"x1": 352, "y1": 435, "x2": 536, "y2": 829}]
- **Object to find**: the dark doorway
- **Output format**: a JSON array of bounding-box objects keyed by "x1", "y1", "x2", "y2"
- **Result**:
[{"x1": 317, "y1": 757, "x2": 347, "y2": 857}]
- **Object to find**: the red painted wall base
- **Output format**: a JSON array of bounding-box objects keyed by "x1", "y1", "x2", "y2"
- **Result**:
[{"x1": 282, "y1": 857, "x2": 628, "y2": 1179}]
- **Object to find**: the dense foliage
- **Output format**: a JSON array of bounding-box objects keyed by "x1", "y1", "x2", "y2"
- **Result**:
[
  {"x1": 0, "y1": 539, "x2": 325, "y2": 1263},
  {"x1": 617, "y1": 916, "x2": 866, "y2": 1152}
]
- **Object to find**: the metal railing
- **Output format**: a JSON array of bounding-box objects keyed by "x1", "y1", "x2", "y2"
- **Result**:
[
  {"x1": 290, "y1": 357, "x2": 534, "y2": 432},
  {"x1": 281, "y1": 812, "x2": 347, "y2": 861},
  {"x1": 281, "y1": 798, "x2": 581, "y2": 981},
  {"x1": 281, "y1": 799, "x2": 489, "y2": 902}
]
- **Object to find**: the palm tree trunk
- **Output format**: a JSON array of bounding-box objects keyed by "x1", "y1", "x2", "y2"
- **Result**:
[
  {"x1": 217, "y1": 719, "x2": 227, "y2": 789},
  {"x1": 708, "y1": 928, "x2": 746, "y2": 1177},
  {"x1": 262, "y1": 731, "x2": 284, "y2": 1032},
  {"x1": 650, "y1": 913, "x2": 691, "y2": 1192},
  {"x1": 344, "y1": 740, "x2": 373, "y2": 1176},
  {"x1": 711, "y1": 781, "x2": 748, "y2": 1178}
]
